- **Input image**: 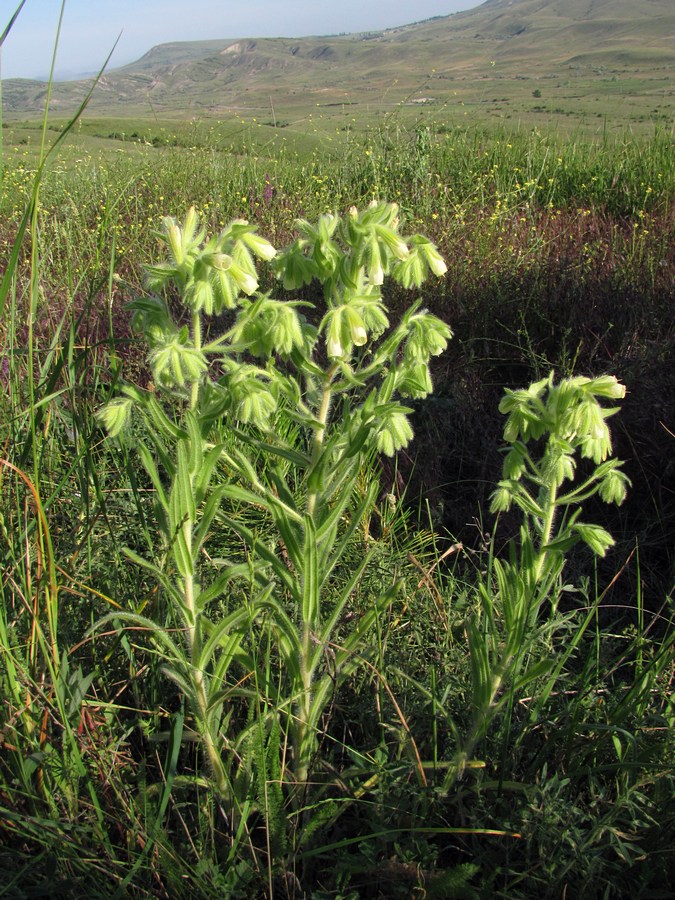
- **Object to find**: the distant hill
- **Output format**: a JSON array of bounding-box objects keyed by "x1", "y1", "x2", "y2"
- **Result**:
[{"x1": 2, "y1": 0, "x2": 674, "y2": 124}]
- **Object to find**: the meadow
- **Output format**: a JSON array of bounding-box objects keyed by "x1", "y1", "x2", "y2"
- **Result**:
[{"x1": 0, "y1": 97, "x2": 674, "y2": 898}]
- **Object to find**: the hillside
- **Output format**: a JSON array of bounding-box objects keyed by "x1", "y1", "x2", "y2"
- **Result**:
[{"x1": 2, "y1": 0, "x2": 674, "y2": 129}]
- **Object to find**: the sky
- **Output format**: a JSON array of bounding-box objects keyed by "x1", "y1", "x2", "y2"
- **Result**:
[{"x1": 1, "y1": 0, "x2": 482, "y2": 80}]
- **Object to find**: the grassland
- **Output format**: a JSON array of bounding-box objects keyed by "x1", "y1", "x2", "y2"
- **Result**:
[{"x1": 0, "y1": 4, "x2": 674, "y2": 896}]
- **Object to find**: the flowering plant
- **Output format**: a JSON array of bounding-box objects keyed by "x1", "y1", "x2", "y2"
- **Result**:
[
  {"x1": 97, "y1": 201, "x2": 451, "y2": 796},
  {"x1": 446, "y1": 372, "x2": 630, "y2": 788}
]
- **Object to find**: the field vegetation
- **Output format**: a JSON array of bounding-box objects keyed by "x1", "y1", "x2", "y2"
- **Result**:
[{"x1": 0, "y1": 6, "x2": 674, "y2": 898}]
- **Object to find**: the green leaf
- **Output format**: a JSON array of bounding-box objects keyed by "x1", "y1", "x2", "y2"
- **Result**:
[
  {"x1": 194, "y1": 443, "x2": 225, "y2": 503},
  {"x1": 269, "y1": 504, "x2": 303, "y2": 570},
  {"x1": 120, "y1": 547, "x2": 183, "y2": 604},
  {"x1": 218, "y1": 483, "x2": 270, "y2": 511},
  {"x1": 318, "y1": 549, "x2": 374, "y2": 648},
  {"x1": 542, "y1": 536, "x2": 578, "y2": 556},
  {"x1": 512, "y1": 658, "x2": 554, "y2": 694},
  {"x1": 136, "y1": 440, "x2": 169, "y2": 516},
  {"x1": 468, "y1": 622, "x2": 493, "y2": 714},
  {"x1": 319, "y1": 480, "x2": 378, "y2": 578},
  {"x1": 193, "y1": 484, "x2": 229, "y2": 550},
  {"x1": 302, "y1": 515, "x2": 319, "y2": 627},
  {"x1": 573, "y1": 522, "x2": 615, "y2": 557},
  {"x1": 176, "y1": 440, "x2": 196, "y2": 523},
  {"x1": 143, "y1": 393, "x2": 187, "y2": 446},
  {"x1": 172, "y1": 526, "x2": 194, "y2": 578},
  {"x1": 256, "y1": 597, "x2": 303, "y2": 680},
  {"x1": 218, "y1": 514, "x2": 298, "y2": 597},
  {"x1": 91, "y1": 611, "x2": 186, "y2": 666},
  {"x1": 184, "y1": 411, "x2": 204, "y2": 477},
  {"x1": 230, "y1": 428, "x2": 311, "y2": 469},
  {"x1": 307, "y1": 446, "x2": 330, "y2": 496},
  {"x1": 332, "y1": 580, "x2": 399, "y2": 671},
  {"x1": 197, "y1": 605, "x2": 256, "y2": 671},
  {"x1": 161, "y1": 667, "x2": 198, "y2": 708}
]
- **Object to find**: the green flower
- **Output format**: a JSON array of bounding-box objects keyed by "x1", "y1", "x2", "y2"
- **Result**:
[
  {"x1": 225, "y1": 364, "x2": 277, "y2": 427},
  {"x1": 376, "y1": 408, "x2": 414, "y2": 457},
  {"x1": 405, "y1": 312, "x2": 453, "y2": 362},
  {"x1": 96, "y1": 397, "x2": 133, "y2": 438},
  {"x1": 230, "y1": 297, "x2": 305, "y2": 357},
  {"x1": 149, "y1": 332, "x2": 208, "y2": 389},
  {"x1": 395, "y1": 361, "x2": 433, "y2": 399},
  {"x1": 323, "y1": 305, "x2": 367, "y2": 359},
  {"x1": 490, "y1": 482, "x2": 514, "y2": 514},
  {"x1": 573, "y1": 522, "x2": 615, "y2": 557},
  {"x1": 274, "y1": 241, "x2": 319, "y2": 290},
  {"x1": 393, "y1": 235, "x2": 446, "y2": 288},
  {"x1": 598, "y1": 465, "x2": 631, "y2": 505},
  {"x1": 502, "y1": 443, "x2": 527, "y2": 480},
  {"x1": 542, "y1": 436, "x2": 576, "y2": 487}
]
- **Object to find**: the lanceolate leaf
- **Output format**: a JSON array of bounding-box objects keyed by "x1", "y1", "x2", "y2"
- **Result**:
[
  {"x1": 468, "y1": 618, "x2": 493, "y2": 712},
  {"x1": 302, "y1": 515, "x2": 319, "y2": 627},
  {"x1": 171, "y1": 526, "x2": 194, "y2": 578},
  {"x1": 161, "y1": 667, "x2": 199, "y2": 710},
  {"x1": 256, "y1": 598, "x2": 303, "y2": 681},
  {"x1": 342, "y1": 581, "x2": 398, "y2": 657},
  {"x1": 318, "y1": 550, "x2": 374, "y2": 649},
  {"x1": 121, "y1": 547, "x2": 184, "y2": 604},
  {"x1": 185, "y1": 410, "x2": 204, "y2": 477},
  {"x1": 217, "y1": 514, "x2": 298, "y2": 597},
  {"x1": 231, "y1": 429, "x2": 311, "y2": 469},
  {"x1": 91, "y1": 611, "x2": 187, "y2": 667},
  {"x1": 176, "y1": 440, "x2": 196, "y2": 523},
  {"x1": 320, "y1": 480, "x2": 379, "y2": 581},
  {"x1": 144, "y1": 393, "x2": 187, "y2": 442},
  {"x1": 196, "y1": 604, "x2": 258, "y2": 672},
  {"x1": 194, "y1": 443, "x2": 226, "y2": 504},
  {"x1": 136, "y1": 440, "x2": 169, "y2": 516},
  {"x1": 268, "y1": 504, "x2": 303, "y2": 571},
  {"x1": 193, "y1": 485, "x2": 230, "y2": 550}
]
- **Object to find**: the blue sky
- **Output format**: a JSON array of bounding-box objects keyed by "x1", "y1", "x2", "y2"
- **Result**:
[{"x1": 1, "y1": 0, "x2": 480, "y2": 80}]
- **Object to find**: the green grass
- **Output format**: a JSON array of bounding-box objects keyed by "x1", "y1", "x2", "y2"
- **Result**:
[{"x1": 1, "y1": 69, "x2": 674, "y2": 900}]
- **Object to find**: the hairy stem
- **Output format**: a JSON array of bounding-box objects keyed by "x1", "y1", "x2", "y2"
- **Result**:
[
  {"x1": 183, "y1": 465, "x2": 229, "y2": 797},
  {"x1": 306, "y1": 364, "x2": 337, "y2": 519},
  {"x1": 295, "y1": 364, "x2": 338, "y2": 784},
  {"x1": 190, "y1": 309, "x2": 202, "y2": 410},
  {"x1": 534, "y1": 481, "x2": 558, "y2": 584}
]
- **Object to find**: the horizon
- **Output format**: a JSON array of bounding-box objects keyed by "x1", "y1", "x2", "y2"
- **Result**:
[{"x1": 0, "y1": 0, "x2": 480, "y2": 81}]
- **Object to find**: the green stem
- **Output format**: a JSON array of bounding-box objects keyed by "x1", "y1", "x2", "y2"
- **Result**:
[
  {"x1": 294, "y1": 364, "x2": 339, "y2": 784},
  {"x1": 295, "y1": 623, "x2": 314, "y2": 787},
  {"x1": 306, "y1": 364, "x2": 337, "y2": 518},
  {"x1": 184, "y1": 530, "x2": 230, "y2": 797},
  {"x1": 445, "y1": 655, "x2": 513, "y2": 791},
  {"x1": 179, "y1": 433, "x2": 229, "y2": 795},
  {"x1": 190, "y1": 309, "x2": 202, "y2": 410},
  {"x1": 533, "y1": 481, "x2": 558, "y2": 584}
]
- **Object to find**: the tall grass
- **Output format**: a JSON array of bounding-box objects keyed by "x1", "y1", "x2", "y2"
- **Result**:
[{"x1": 1, "y1": 28, "x2": 673, "y2": 897}]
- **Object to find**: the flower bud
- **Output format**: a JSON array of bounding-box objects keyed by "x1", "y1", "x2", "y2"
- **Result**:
[
  {"x1": 573, "y1": 522, "x2": 615, "y2": 557},
  {"x1": 229, "y1": 264, "x2": 258, "y2": 296},
  {"x1": 242, "y1": 231, "x2": 277, "y2": 261},
  {"x1": 345, "y1": 307, "x2": 368, "y2": 346},
  {"x1": 96, "y1": 397, "x2": 133, "y2": 438},
  {"x1": 167, "y1": 223, "x2": 184, "y2": 265}
]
